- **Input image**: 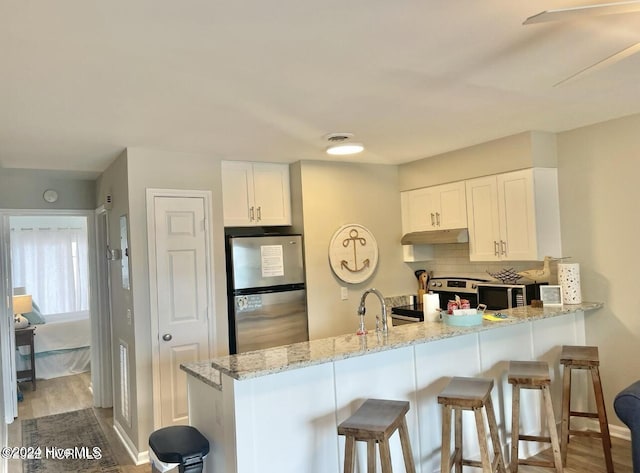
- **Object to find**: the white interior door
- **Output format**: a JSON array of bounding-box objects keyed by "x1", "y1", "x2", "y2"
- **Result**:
[{"x1": 152, "y1": 195, "x2": 211, "y2": 427}]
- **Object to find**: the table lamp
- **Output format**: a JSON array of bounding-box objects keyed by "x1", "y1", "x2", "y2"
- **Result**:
[{"x1": 13, "y1": 294, "x2": 32, "y2": 329}]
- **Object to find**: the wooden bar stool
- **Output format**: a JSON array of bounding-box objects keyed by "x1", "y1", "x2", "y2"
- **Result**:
[
  {"x1": 508, "y1": 360, "x2": 563, "y2": 472},
  {"x1": 438, "y1": 377, "x2": 506, "y2": 473},
  {"x1": 338, "y1": 399, "x2": 416, "y2": 473},
  {"x1": 560, "y1": 345, "x2": 614, "y2": 473}
]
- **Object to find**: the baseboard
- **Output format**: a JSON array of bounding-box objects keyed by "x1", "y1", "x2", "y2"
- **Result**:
[{"x1": 113, "y1": 419, "x2": 150, "y2": 465}]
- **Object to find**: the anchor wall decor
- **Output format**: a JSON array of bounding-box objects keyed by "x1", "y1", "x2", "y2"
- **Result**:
[{"x1": 329, "y1": 224, "x2": 379, "y2": 284}]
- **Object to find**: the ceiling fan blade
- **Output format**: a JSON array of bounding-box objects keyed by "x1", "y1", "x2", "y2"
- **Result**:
[
  {"x1": 554, "y1": 42, "x2": 640, "y2": 86},
  {"x1": 524, "y1": 0, "x2": 640, "y2": 25}
]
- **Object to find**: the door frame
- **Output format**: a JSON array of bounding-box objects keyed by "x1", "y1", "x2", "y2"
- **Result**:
[
  {"x1": 146, "y1": 189, "x2": 215, "y2": 429},
  {"x1": 94, "y1": 206, "x2": 113, "y2": 407},
  {"x1": 0, "y1": 209, "x2": 103, "y2": 405}
]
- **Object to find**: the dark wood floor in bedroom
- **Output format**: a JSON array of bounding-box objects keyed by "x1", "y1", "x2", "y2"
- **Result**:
[{"x1": 7, "y1": 372, "x2": 150, "y2": 473}]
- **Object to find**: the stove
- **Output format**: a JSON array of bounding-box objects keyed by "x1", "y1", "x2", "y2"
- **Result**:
[{"x1": 391, "y1": 277, "x2": 489, "y2": 325}]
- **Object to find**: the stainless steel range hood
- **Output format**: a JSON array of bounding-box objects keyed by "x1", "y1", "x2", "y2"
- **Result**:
[{"x1": 401, "y1": 228, "x2": 469, "y2": 245}]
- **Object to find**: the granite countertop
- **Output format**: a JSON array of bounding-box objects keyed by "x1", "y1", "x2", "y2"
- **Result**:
[{"x1": 181, "y1": 302, "x2": 602, "y2": 386}]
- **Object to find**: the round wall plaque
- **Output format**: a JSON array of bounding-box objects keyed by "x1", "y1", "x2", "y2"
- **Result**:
[{"x1": 328, "y1": 224, "x2": 379, "y2": 284}]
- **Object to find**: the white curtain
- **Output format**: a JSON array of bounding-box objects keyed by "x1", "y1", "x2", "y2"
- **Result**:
[{"x1": 10, "y1": 226, "x2": 89, "y2": 315}]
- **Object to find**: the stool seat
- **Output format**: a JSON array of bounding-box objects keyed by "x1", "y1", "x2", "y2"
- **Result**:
[
  {"x1": 508, "y1": 361, "x2": 563, "y2": 473},
  {"x1": 560, "y1": 345, "x2": 613, "y2": 473},
  {"x1": 508, "y1": 360, "x2": 551, "y2": 387},
  {"x1": 338, "y1": 399, "x2": 416, "y2": 473},
  {"x1": 149, "y1": 425, "x2": 209, "y2": 473},
  {"x1": 560, "y1": 345, "x2": 599, "y2": 367},
  {"x1": 437, "y1": 376, "x2": 494, "y2": 408},
  {"x1": 338, "y1": 399, "x2": 410, "y2": 442},
  {"x1": 438, "y1": 376, "x2": 506, "y2": 473}
]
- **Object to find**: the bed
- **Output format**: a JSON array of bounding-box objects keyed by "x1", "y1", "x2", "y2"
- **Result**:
[{"x1": 16, "y1": 311, "x2": 91, "y2": 380}]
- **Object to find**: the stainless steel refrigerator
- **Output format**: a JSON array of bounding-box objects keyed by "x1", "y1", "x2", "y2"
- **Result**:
[{"x1": 226, "y1": 234, "x2": 309, "y2": 354}]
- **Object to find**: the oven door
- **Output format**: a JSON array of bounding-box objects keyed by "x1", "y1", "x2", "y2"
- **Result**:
[{"x1": 391, "y1": 314, "x2": 422, "y2": 326}]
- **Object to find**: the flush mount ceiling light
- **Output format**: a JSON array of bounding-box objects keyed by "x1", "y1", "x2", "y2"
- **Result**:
[{"x1": 325, "y1": 133, "x2": 364, "y2": 156}]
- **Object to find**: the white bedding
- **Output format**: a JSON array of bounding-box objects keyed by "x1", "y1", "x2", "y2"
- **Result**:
[
  {"x1": 33, "y1": 310, "x2": 91, "y2": 353},
  {"x1": 16, "y1": 310, "x2": 91, "y2": 379}
]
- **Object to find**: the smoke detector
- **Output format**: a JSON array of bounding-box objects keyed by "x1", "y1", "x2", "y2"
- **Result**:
[{"x1": 324, "y1": 133, "x2": 364, "y2": 156}]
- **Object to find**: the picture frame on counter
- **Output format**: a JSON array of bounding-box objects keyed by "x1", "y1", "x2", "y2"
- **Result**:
[{"x1": 540, "y1": 285, "x2": 563, "y2": 306}]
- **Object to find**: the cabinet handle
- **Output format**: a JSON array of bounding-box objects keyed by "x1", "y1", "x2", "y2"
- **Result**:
[
  {"x1": 494, "y1": 241, "x2": 500, "y2": 256},
  {"x1": 430, "y1": 213, "x2": 436, "y2": 226},
  {"x1": 436, "y1": 212, "x2": 441, "y2": 226},
  {"x1": 500, "y1": 240, "x2": 507, "y2": 256},
  {"x1": 256, "y1": 206, "x2": 262, "y2": 221},
  {"x1": 249, "y1": 206, "x2": 255, "y2": 221}
]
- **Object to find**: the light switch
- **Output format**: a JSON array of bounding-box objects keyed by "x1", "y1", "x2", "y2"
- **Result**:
[{"x1": 340, "y1": 286, "x2": 349, "y2": 300}]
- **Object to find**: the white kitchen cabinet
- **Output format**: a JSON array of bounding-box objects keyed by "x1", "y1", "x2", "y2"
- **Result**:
[
  {"x1": 221, "y1": 161, "x2": 292, "y2": 227},
  {"x1": 401, "y1": 181, "x2": 467, "y2": 233},
  {"x1": 465, "y1": 168, "x2": 561, "y2": 261}
]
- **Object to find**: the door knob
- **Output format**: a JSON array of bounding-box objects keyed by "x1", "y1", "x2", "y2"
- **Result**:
[{"x1": 162, "y1": 333, "x2": 172, "y2": 341}]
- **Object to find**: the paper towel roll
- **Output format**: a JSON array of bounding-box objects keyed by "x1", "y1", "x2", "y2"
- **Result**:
[
  {"x1": 423, "y1": 293, "x2": 441, "y2": 322},
  {"x1": 558, "y1": 263, "x2": 582, "y2": 304}
]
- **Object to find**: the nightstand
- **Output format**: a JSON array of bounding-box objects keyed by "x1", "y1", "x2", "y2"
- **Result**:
[{"x1": 15, "y1": 326, "x2": 36, "y2": 390}]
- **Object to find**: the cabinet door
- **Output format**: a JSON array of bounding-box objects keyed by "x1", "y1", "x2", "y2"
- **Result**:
[
  {"x1": 222, "y1": 161, "x2": 254, "y2": 226},
  {"x1": 497, "y1": 169, "x2": 537, "y2": 261},
  {"x1": 466, "y1": 176, "x2": 501, "y2": 261},
  {"x1": 436, "y1": 182, "x2": 467, "y2": 230},
  {"x1": 401, "y1": 188, "x2": 438, "y2": 232},
  {"x1": 252, "y1": 163, "x2": 292, "y2": 226}
]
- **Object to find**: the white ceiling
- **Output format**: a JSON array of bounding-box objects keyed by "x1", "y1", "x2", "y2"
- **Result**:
[{"x1": 2, "y1": 1, "x2": 640, "y2": 176}]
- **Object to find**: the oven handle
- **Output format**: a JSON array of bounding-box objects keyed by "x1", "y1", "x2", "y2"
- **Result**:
[{"x1": 390, "y1": 314, "x2": 422, "y2": 322}]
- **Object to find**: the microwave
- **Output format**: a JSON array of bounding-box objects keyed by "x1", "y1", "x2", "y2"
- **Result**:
[{"x1": 476, "y1": 283, "x2": 547, "y2": 310}]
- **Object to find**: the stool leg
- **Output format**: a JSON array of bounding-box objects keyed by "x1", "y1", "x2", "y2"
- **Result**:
[
  {"x1": 344, "y1": 436, "x2": 356, "y2": 473},
  {"x1": 542, "y1": 385, "x2": 564, "y2": 473},
  {"x1": 398, "y1": 417, "x2": 416, "y2": 473},
  {"x1": 485, "y1": 394, "x2": 506, "y2": 473},
  {"x1": 367, "y1": 440, "x2": 376, "y2": 473},
  {"x1": 560, "y1": 364, "x2": 572, "y2": 466},
  {"x1": 379, "y1": 439, "x2": 393, "y2": 473},
  {"x1": 591, "y1": 366, "x2": 614, "y2": 473},
  {"x1": 511, "y1": 384, "x2": 521, "y2": 473},
  {"x1": 473, "y1": 407, "x2": 492, "y2": 473},
  {"x1": 454, "y1": 409, "x2": 462, "y2": 473},
  {"x1": 441, "y1": 405, "x2": 452, "y2": 473}
]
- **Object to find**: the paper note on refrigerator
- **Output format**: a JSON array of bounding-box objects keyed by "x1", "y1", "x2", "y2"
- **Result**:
[{"x1": 261, "y1": 245, "x2": 284, "y2": 277}]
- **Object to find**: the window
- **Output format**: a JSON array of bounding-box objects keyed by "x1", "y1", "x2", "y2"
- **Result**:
[{"x1": 10, "y1": 216, "x2": 89, "y2": 314}]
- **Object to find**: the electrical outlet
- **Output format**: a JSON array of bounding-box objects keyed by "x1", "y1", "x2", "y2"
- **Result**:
[{"x1": 340, "y1": 286, "x2": 348, "y2": 300}]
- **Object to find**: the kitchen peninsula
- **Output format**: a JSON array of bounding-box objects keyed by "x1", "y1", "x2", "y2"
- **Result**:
[{"x1": 182, "y1": 302, "x2": 602, "y2": 473}]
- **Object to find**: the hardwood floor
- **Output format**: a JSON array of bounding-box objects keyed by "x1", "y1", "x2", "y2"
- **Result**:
[
  {"x1": 7, "y1": 373, "x2": 150, "y2": 473},
  {"x1": 6, "y1": 373, "x2": 634, "y2": 472}
]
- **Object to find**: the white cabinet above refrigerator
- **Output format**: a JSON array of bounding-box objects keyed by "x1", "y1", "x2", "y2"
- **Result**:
[{"x1": 221, "y1": 161, "x2": 292, "y2": 227}]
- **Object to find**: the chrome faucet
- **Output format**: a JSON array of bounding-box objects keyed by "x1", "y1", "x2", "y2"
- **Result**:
[{"x1": 357, "y1": 288, "x2": 388, "y2": 333}]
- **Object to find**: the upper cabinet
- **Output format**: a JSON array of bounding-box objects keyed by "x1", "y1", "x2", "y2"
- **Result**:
[
  {"x1": 465, "y1": 168, "x2": 561, "y2": 261},
  {"x1": 401, "y1": 181, "x2": 467, "y2": 233},
  {"x1": 221, "y1": 161, "x2": 292, "y2": 227}
]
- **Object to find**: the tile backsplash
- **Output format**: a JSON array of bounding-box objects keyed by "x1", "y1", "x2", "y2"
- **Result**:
[{"x1": 405, "y1": 243, "x2": 559, "y2": 284}]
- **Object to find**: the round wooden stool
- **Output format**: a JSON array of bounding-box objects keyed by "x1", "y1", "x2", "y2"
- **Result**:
[
  {"x1": 337, "y1": 398, "x2": 416, "y2": 473},
  {"x1": 508, "y1": 360, "x2": 563, "y2": 472},
  {"x1": 560, "y1": 345, "x2": 614, "y2": 473},
  {"x1": 438, "y1": 377, "x2": 506, "y2": 473}
]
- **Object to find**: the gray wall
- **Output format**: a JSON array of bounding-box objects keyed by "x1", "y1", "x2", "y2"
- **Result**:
[
  {"x1": 298, "y1": 160, "x2": 415, "y2": 338},
  {"x1": 0, "y1": 169, "x2": 96, "y2": 209},
  {"x1": 124, "y1": 147, "x2": 228, "y2": 451},
  {"x1": 95, "y1": 152, "x2": 139, "y2": 447},
  {"x1": 557, "y1": 112, "x2": 640, "y2": 429},
  {"x1": 398, "y1": 131, "x2": 557, "y2": 191}
]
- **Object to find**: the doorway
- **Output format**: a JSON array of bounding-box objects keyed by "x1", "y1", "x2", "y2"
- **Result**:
[{"x1": 0, "y1": 209, "x2": 107, "y2": 423}]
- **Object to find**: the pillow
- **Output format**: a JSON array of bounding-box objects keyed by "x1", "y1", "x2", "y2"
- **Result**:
[{"x1": 22, "y1": 301, "x2": 46, "y2": 325}]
